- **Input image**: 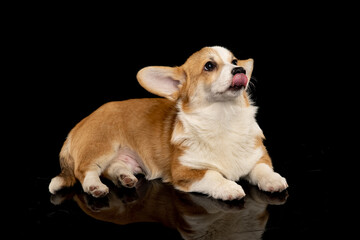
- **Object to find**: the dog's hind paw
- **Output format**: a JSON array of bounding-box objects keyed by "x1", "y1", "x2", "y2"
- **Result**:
[
  {"x1": 85, "y1": 183, "x2": 109, "y2": 198},
  {"x1": 119, "y1": 174, "x2": 138, "y2": 188}
]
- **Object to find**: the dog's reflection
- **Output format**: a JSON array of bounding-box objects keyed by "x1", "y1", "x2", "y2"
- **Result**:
[{"x1": 51, "y1": 177, "x2": 287, "y2": 240}]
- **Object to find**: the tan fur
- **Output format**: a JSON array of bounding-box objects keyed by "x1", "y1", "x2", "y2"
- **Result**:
[
  {"x1": 70, "y1": 99, "x2": 176, "y2": 181},
  {"x1": 171, "y1": 148, "x2": 207, "y2": 191},
  {"x1": 255, "y1": 136, "x2": 273, "y2": 168}
]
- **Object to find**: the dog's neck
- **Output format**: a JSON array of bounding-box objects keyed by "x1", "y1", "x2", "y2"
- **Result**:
[
  {"x1": 172, "y1": 91, "x2": 258, "y2": 146},
  {"x1": 178, "y1": 91, "x2": 252, "y2": 114}
]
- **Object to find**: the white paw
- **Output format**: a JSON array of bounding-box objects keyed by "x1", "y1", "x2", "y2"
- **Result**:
[
  {"x1": 211, "y1": 181, "x2": 246, "y2": 201},
  {"x1": 83, "y1": 172, "x2": 109, "y2": 198},
  {"x1": 118, "y1": 174, "x2": 138, "y2": 188},
  {"x1": 84, "y1": 183, "x2": 109, "y2": 198},
  {"x1": 257, "y1": 172, "x2": 288, "y2": 193}
]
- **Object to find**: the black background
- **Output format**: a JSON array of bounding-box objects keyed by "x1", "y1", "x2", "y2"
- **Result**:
[{"x1": 15, "y1": 3, "x2": 346, "y2": 239}]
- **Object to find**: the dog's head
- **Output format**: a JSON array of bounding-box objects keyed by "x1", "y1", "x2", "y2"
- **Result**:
[{"x1": 137, "y1": 46, "x2": 254, "y2": 109}]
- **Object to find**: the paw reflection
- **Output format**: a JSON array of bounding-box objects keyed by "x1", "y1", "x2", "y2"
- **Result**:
[{"x1": 51, "y1": 178, "x2": 288, "y2": 239}]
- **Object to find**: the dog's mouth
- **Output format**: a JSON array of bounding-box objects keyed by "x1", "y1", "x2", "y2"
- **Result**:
[
  {"x1": 228, "y1": 73, "x2": 248, "y2": 91},
  {"x1": 212, "y1": 73, "x2": 249, "y2": 100}
]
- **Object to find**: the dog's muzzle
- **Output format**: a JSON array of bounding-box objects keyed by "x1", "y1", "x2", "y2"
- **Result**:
[{"x1": 230, "y1": 67, "x2": 247, "y2": 90}]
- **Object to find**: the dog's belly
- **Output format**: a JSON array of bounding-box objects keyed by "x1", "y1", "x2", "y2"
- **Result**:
[
  {"x1": 114, "y1": 147, "x2": 144, "y2": 174},
  {"x1": 107, "y1": 145, "x2": 168, "y2": 181}
]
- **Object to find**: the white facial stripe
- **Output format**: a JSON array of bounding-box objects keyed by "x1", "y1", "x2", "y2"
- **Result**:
[
  {"x1": 207, "y1": 46, "x2": 243, "y2": 101},
  {"x1": 210, "y1": 46, "x2": 232, "y2": 63}
]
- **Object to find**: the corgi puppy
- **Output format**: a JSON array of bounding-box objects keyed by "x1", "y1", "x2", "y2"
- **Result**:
[{"x1": 49, "y1": 46, "x2": 288, "y2": 200}]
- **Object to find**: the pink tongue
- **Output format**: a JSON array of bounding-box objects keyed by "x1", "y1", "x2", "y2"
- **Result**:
[{"x1": 232, "y1": 73, "x2": 248, "y2": 87}]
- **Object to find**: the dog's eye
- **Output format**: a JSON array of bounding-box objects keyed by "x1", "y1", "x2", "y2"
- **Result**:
[
  {"x1": 231, "y1": 59, "x2": 238, "y2": 65},
  {"x1": 204, "y1": 61, "x2": 216, "y2": 71}
]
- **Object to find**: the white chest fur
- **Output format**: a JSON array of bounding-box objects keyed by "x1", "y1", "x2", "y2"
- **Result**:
[{"x1": 173, "y1": 102, "x2": 264, "y2": 181}]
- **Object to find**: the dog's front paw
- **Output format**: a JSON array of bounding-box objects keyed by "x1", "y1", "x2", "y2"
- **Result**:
[
  {"x1": 257, "y1": 172, "x2": 288, "y2": 193},
  {"x1": 212, "y1": 181, "x2": 246, "y2": 201}
]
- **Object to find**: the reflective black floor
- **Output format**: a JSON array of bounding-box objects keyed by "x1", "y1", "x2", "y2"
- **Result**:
[
  {"x1": 26, "y1": 140, "x2": 333, "y2": 240},
  {"x1": 35, "y1": 178, "x2": 288, "y2": 239}
]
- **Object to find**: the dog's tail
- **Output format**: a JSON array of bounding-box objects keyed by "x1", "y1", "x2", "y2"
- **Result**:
[{"x1": 49, "y1": 137, "x2": 77, "y2": 194}]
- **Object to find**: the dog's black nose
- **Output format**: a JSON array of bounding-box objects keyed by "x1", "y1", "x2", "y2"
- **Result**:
[{"x1": 231, "y1": 67, "x2": 246, "y2": 75}]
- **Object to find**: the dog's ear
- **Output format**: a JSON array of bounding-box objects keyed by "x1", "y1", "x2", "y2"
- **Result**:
[
  {"x1": 238, "y1": 58, "x2": 254, "y2": 81},
  {"x1": 137, "y1": 66, "x2": 185, "y2": 101}
]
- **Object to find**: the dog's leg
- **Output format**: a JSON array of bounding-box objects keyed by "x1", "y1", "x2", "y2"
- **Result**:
[
  {"x1": 173, "y1": 168, "x2": 246, "y2": 201},
  {"x1": 74, "y1": 151, "x2": 112, "y2": 197},
  {"x1": 75, "y1": 161, "x2": 109, "y2": 198},
  {"x1": 102, "y1": 147, "x2": 143, "y2": 188},
  {"x1": 189, "y1": 170, "x2": 246, "y2": 200},
  {"x1": 248, "y1": 139, "x2": 288, "y2": 192},
  {"x1": 247, "y1": 162, "x2": 288, "y2": 193},
  {"x1": 103, "y1": 161, "x2": 138, "y2": 188}
]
